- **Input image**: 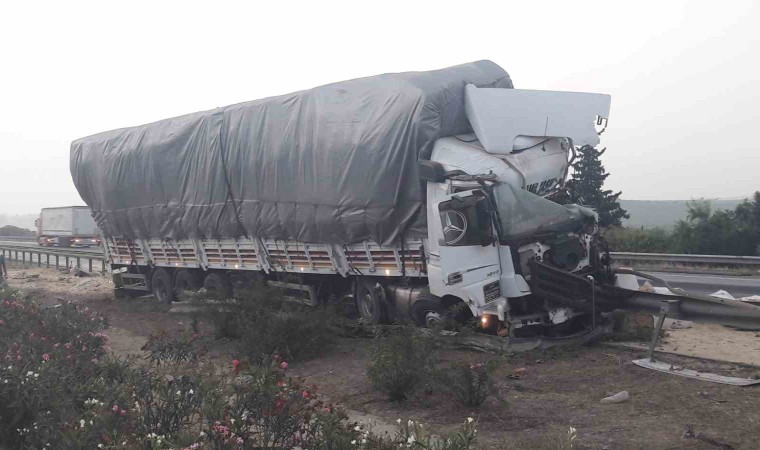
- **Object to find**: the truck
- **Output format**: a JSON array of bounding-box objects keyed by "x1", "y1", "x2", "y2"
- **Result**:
[
  {"x1": 36, "y1": 206, "x2": 101, "y2": 247},
  {"x1": 70, "y1": 61, "x2": 760, "y2": 341}
]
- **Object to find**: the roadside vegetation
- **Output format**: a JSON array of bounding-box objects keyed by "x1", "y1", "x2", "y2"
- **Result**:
[
  {"x1": 605, "y1": 193, "x2": 760, "y2": 256},
  {"x1": 0, "y1": 285, "x2": 488, "y2": 449}
]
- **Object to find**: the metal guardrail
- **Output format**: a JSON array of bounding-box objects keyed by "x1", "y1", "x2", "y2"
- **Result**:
[
  {"x1": 0, "y1": 243, "x2": 105, "y2": 273},
  {"x1": 610, "y1": 252, "x2": 760, "y2": 267}
]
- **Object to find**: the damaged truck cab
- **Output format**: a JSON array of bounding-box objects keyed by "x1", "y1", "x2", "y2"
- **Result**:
[{"x1": 421, "y1": 85, "x2": 610, "y2": 336}]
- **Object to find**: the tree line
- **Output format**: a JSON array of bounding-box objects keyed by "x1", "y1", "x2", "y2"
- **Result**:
[{"x1": 562, "y1": 145, "x2": 759, "y2": 256}]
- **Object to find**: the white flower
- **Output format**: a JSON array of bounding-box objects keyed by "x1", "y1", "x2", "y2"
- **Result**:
[
  {"x1": 467, "y1": 417, "x2": 474, "y2": 423},
  {"x1": 122, "y1": 442, "x2": 127, "y2": 446},
  {"x1": 362, "y1": 438, "x2": 367, "y2": 444},
  {"x1": 80, "y1": 419, "x2": 85, "y2": 429},
  {"x1": 90, "y1": 420, "x2": 93, "y2": 425},
  {"x1": 26, "y1": 371, "x2": 33, "y2": 377},
  {"x1": 189, "y1": 389, "x2": 194, "y2": 395},
  {"x1": 407, "y1": 435, "x2": 415, "y2": 444},
  {"x1": 98, "y1": 445, "x2": 104, "y2": 449},
  {"x1": 230, "y1": 418, "x2": 235, "y2": 424},
  {"x1": 34, "y1": 373, "x2": 39, "y2": 378},
  {"x1": 176, "y1": 390, "x2": 181, "y2": 395},
  {"x1": 200, "y1": 431, "x2": 206, "y2": 437},
  {"x1": 354, "y1": 425, "x2": 361, "y2": 431},
  {"x1": 408, "y1": 420, "x2": 414, "y2": 427},
  {"x1": 396, "y1": 418, "x2": 401, "y2": 424},
  {"x1": 351, "y1": 440, "x2": 357, "y2": 445}
]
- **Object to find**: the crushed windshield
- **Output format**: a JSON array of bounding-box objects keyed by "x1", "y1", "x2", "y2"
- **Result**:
[{"x1": 492, "y1": 183, "x2": 596, "y2": 242}]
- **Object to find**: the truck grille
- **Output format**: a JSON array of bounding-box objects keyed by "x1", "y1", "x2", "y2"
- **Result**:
[{"x1": 483, "y1": 281, "x2": 501, "y2": 302}]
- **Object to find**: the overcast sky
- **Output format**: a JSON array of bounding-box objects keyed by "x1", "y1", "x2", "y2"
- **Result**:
[{"x1": 1, "y1": 0, "x2": 758, "y2": 215}]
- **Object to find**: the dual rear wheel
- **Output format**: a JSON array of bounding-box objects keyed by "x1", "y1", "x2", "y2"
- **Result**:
[
  {"x1": 355, "y1": 280, "x2": 446, "y2": 328},
  {"x1": 150, "y1": 269, "x2": 231, "y2": 304}
]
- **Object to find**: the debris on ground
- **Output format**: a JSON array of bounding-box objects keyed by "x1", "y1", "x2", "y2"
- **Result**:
[{"x1": 600, "y1": 390, "x2": 630, "y2": 404}]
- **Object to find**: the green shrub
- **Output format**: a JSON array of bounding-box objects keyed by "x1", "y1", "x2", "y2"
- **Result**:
[
  {"x1": 193, "y1": 283, "x2": 341, "y2": 365},
  {"x1": 437, "y1": 360, "x2": 499, "y2": 407},
  {"x1": 367, "y1": 329, "x2": 437, "y2": 401},
  {"x1": 141, "y1": 330, "x2": 206, "y2": 365}
]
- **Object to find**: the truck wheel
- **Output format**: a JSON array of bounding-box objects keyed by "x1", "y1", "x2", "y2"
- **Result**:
[
  {"x1": 174, "y1": 270, "x2": 202, "y2": 300},
  {"x1": 356, "y1": 279, "x2": 387, "y2": 324},
  {"x1": 203, "y1": 272, "x2": 233, "y2": 298},
  {"x1": 151, "y1": 268, "x2": 175, "y2": 304},
  {"x1": 411, "y1": 293, "x2": 445, "y2": 328}
]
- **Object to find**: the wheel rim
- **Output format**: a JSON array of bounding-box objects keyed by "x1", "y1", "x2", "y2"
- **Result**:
[
  {"x1": 358, "y1": 291, "x2": 375, "y2": 319},
  {"x1": 154, "y1": 279, "x2": 168, "y2": 302},
  {"x1": 424, "y1": 311, "x2": 443, "y2": 328}
]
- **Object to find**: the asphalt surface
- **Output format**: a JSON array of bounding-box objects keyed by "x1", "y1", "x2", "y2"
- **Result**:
[{"x1": 638, "y1": 271, "x2": 760, "y2": 299}]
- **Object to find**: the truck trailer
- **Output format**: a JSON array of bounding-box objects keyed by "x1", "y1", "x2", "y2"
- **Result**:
[
  {"x1": 70, "y1": 61, "x2": 760, "y2": 339},
  {"x1": 36, "y1": 206, "x2": 101, "y2": 247}
]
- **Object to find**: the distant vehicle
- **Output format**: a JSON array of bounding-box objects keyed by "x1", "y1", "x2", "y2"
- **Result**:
[{"x1": 36, "y1": 206, "x2": 100, "y2": 247}]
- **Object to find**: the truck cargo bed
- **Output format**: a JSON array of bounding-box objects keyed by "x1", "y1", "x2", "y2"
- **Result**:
[{"x1": 104, "y1": 237, "x2": 426, "y2": 277}]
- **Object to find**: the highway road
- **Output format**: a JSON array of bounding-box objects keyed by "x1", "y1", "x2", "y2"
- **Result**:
[{"x1": 637, "y1": 271, "x2": 760, "y2": 299}]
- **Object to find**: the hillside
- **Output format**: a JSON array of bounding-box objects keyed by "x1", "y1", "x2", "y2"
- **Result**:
[
  {"x1": 620, "y1": 198, "x2": 746, "y2": 229},
  {"x1": 0, "y1": 213, "x2": 37, "y2": 231}
]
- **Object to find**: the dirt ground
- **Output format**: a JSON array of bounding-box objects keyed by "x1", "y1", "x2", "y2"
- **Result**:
[{"x1": 5, "y1": 266, "x2": 760, "y2": 449}]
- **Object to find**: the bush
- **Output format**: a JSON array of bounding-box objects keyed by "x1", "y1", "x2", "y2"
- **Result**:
[
  {"x1": 437, "y1": 360, "x2": 499, "y2": 407},
  {"x1": 367, "y1": 329, "x2": 437, "y2": 401},
  {"x1": 0, "y1": 290, "x2": 114, "y2": 448},
  {"x1": 141, "y1": 331, "x2": 206, "y2": 365},
  {"x1": 193, "y1": 283, "x2": 342, "y2": 365}
]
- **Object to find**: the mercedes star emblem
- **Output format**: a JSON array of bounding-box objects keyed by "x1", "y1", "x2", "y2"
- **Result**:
[{"x1": 441, "y1": 210, "x2": 468, "y2": 245}]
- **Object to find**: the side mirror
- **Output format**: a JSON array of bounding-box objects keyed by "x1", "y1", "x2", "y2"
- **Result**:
[{"x1": 418, "y1": 160, "x2": 446, "y2": 183}]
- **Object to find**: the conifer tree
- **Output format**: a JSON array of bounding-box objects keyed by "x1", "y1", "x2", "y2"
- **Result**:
[{"x1": 565, "y1": 145, "x2": 629, "y2": 227}]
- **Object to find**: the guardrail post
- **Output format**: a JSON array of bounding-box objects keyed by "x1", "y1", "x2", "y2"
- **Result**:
[
  {"x1": 76, "y1": 257, "x2": 81, "y2": 270},
  {"x1": 101, "y1": 260, "x2": 106, "y2": 273},
  {"x1": 65, "y1": 256, "x2": 70, "y2": 269},
  {"x1": 46, "y1": 254, "x2": 50, "y2": 268},
  {"x1": 88, "y1": 258, "x2": 93, "y2": 272},
  {"x1": 22, "y1": 251, "x2": 25, "y2": 267},
  {"x1": 55, "y1": 255, "x2": 59, "y2": 270},
  {"x1": 37, "y1": 253, "x2": 41, "y2": 267}
]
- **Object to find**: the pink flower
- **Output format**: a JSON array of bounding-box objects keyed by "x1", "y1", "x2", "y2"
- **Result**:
[
  {"x1": 280, "y1": 361, "x2": 288, "y2": 370},
  {"x1": 120, "y1": 409, "x2": 127, "y2": 416},
  {"x1": 302, "y1": 390, "x2": 310, "y2": 399},
  {"x1": 42, "y1": 354, "x2": 50, "y2": 362},
  {"x1": 277, "y1": 380, "x2": 287, "y2": 388},
  {"x1": 112, "y1": 404, "x2": 119, "y2": 412},
  {"x1": 232, "y1": 359, "x2": 240, "y2": 374},
  {"x1": 0, "y1": 319, "x2": 4, "y2": 325},
  {"x1": 236, "y1": 437, "x2": 244, "y2": 445},
  {"x1": 64, "y1": 343, "x2": 73, "y2": 350}
]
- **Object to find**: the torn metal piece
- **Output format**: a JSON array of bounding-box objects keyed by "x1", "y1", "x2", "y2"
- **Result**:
[{"x1": 632, "y1": 358, "x2": 760, "y2": 386}]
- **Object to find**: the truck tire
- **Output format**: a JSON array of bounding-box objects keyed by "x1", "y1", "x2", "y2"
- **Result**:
[
  {"x1": 203, "y1": 272, "x2": 233, "y2": 298},
  {"x1": 151, "y1": 268, "x2": 175, "y2": 304},
  {"x1": 356, "y1": 279, "x2": 387, "y2": 324},
  {"x1": 410, "y1": 292, "x2": 445, "y2": 328},
  {"x1": 174, "y1": 270, "x2": 202, "y2": 300}
]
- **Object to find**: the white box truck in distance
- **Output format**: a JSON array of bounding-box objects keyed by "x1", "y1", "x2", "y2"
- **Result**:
[
  {"x1": 70, "y1": 61, "x2": 760, "y2": 340},
  {"x1": 36, "y1": 206, "x2": 100, "y2": 247}
]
